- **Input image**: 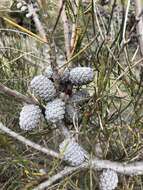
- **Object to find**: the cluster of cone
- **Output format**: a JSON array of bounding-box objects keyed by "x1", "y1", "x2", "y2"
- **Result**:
[
  {"x1": 19, "y1": 64, "x2": 119, "y2": 189},
  {"x1": 19, "y1": 66, "x2": 94, "y2": 130},
  {"x1": 19, "y1": 65, "x2": 93, "y2": 166}
]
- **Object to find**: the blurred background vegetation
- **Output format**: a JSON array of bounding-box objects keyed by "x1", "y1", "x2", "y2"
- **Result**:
[{"x1": 0, "y1": 0, "x2": 143, "y2": 189}]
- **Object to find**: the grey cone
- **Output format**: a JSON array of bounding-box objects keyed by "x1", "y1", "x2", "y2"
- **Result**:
[
  {"x1": 45, "y1": 98, "x2": 65, "y2": 123},
  {"x1": 30, "y1": 75, "x2": 56, "y2": 101},
  {"x1": 60, "y1": 68, "x2": 70, "y2": 83},
  {"x1": 43, "y1": 66, "x2": 53, "y2": 79},
  {"x1": 19, "y1": 104, "x2": 41, "y2": 131},
  {"x1": 44, "y1": 65, "x2": 69, "y2": 82},
  {"x1": 69, "y1": 89, "x2": 90, "y2": 104},
  {"x1": 69, "y1": 67, "x2": 94, "y2": 85},
  {"x1": 99, "y1": 169, "x2": 118, "y2": 190},
  {"x1": 59, "y1": 138, "x2": 88, "y2": 166}
]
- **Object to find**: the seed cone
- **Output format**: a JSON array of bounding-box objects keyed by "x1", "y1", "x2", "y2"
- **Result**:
[
  {"x1": 99, "y1": 169, "x2": 118, "y2": 190},
  {"x1": 70, "y1": 89, "x2": 90, "y2": 104},
  {"x1": 43, "y1": 66, "x2": 53, "y2": 79},
  {"x1": 30, "y1": 75, "x2": 56, "y2": 101},
  {"x1": 59, "y1": 138, "x2": 88, "y2": 166},
  {"x1": 19, "y1": 104, "x2": 41, "y2": 131},
  {"x1": 69, "y1": 67, "x2": 94, "y2": 85},
  {"x1": 59, "y1": 68, "x2": 70, "y2": 83},
  {"x1": 45, "y1": 98, "x2": 65, "y2": 123}
]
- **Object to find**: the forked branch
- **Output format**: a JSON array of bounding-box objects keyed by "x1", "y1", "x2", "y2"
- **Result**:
[{"x1": 0, "y1": 82, "x2": 38, "y2": 104}]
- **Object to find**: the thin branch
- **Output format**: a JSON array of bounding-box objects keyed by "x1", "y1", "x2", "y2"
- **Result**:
[
  {"x1": 70, "y1": 23, "x2": 77, "y2": 55},
  {"x1": 134, "y1": 0, "x2": 143, "y2": 80},
  {"x1": 33, "y1": 166, "x2": 80, "y2": 190},
  {"x1": 134, "y1": 0, "x2": 143, "y2": 56},
  {"x1": 70, "y1": 0, "x2": 79, "y2": 57},
  {"x1": 0, "y1": 122, "x2": 60, "y2": 159},
  {"x1": 1, "y1": 122, "x2": 143, "y2": 190},
  {"x1": 0, "y1": 82, "x2": 38, "y2": 104},
  {"x1": 122, "y1": 0, "x2": 131, "y2": 43},
  {"x1": 27, "y1": 3, "x2": 47, "y2": 42},
  {"x1": 52, "y1": 0, "x2": 65, "y2": 33},
  {"x1": 34, "y1": 158, "x2": 143, "y2": 190},
  {"x1": 59, "y1": 0, "x2": 71, "y2": 58}
]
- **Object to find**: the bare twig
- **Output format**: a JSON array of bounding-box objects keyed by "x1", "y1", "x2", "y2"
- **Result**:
[
  {"x1": 34, "y1": 158, "x2": 143, "y2": 190},
  {"x1": 70, "y1": 23, "x2": 77, "y2": 55},
  {"x1": 59, "y1": 0, "x2": 71, "y2": 58},
  {"x1": 122, "y1": 0, "x2": 131, "y2": 43},
  {"x1": 134, "y1": 0, "x2": 143, "y2": 56},
  {"x1": 0, "y1": 122, "x2": 60, "y2": 159},
  {"x1": 70, "y1": 0, "x2": 78, "y2": 53},
  {"x1": 0, "y1": 82, "x2": 38, "y2": 104},
  {"x1": 33, "y1": 166, "x2": 80, "y2": 190},
  {"x1": 70, "y1": 0, "x2": 80, "y2": 57},
  {"x1": 27, "y1": 3, "x2": 47, "y2": 42},
  {"x1": 1, "y1": 122, "x2": 143, "y2": 190},
  {"x1": 134, "y1": 0, "x2": 143, "y2": 79},
  {"x1": 52, "y1": 0, "x2": 65, "y2": 33}
]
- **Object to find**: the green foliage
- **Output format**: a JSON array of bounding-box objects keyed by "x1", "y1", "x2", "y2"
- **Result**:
[{"x1": 0, "y1": 0, "x2": 143, "y2": 189}]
